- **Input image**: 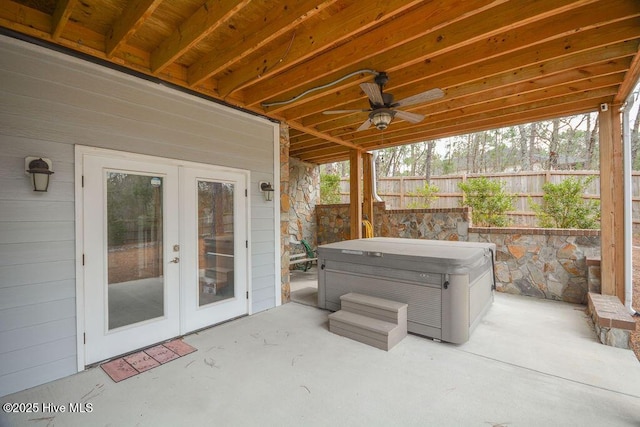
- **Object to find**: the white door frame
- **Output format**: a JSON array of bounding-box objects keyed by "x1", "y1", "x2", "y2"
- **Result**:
[{"x1": 75, "y1": 146, "x2": 251, "y2": 370}]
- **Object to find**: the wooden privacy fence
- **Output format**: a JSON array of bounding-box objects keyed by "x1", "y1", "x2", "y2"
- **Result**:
[{"x1": 338, "y1": 171, "x2": 640, "y2": 228}]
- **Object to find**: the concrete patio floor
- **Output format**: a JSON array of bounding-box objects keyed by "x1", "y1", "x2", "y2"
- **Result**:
[{"x1": 2, "y1": 270, "x2": 639, "y2": 426}]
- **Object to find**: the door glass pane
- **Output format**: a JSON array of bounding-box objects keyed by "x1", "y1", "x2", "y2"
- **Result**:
[
  {"x1": 107, "y1": 172, "x2": 164, "y2": 329},
  {"x1": 198, "y1": 181, "x2": 235, "y2": 306}
]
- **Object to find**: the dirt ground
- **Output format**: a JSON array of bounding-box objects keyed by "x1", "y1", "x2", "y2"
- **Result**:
[{"x1": 631, "y1": 238, "x2": 640, "y2": 361}]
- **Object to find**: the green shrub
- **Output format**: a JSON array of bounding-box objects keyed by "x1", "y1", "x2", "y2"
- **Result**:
[
  {"x1": 407, "y1": 183, "x2": 440, "y2": 208},
  {"x1": 459, "y1": 177, "x2": 514, "y2": 227},
  {"x1": 320, "y1": 173, "x2": 342, "y2": 204},
  {"x1": 531, "y1": 176, "x2": 600, "y2": 229}
]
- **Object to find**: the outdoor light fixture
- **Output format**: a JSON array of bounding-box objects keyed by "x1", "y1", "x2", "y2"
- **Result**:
[
  {"x1": 260, "y1": 181, "x2": 274, "y2": 201},
  {"x1": 25, "y1": 157, "x2": 54, "y2": 192},
  {"x1": 371, "y1": 110, "x2": 393, "y2": 130}
]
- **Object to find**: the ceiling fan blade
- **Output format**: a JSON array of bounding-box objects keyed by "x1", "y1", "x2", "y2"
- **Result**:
[
  {"x1": 394, "y1": 110, "x2": 425, "y2": 124},
  {"x1": 394, "y1": 88, "x2": 444, "y2": 107},
  {"x1": 360, "y1": 82, "x2": 385, "y2": 105},
  {"x1": 323, "y1": 109, "x2": 369, "y2": 114},
  {"x1": 357, "y1": 119, "x2": 372, "y2": 131}
]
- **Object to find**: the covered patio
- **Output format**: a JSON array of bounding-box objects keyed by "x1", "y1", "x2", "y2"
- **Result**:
[
  {"x1": 2, "y1": 275, "x2": 639, "y2": 426},
  {"x1": 1, "y1": 0, "x2": 640, "y2": 409}
]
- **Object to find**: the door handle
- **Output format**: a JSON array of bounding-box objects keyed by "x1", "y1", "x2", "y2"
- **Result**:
[{"x1": 169, "y1": 257, "x2": 180, "y2": 264}]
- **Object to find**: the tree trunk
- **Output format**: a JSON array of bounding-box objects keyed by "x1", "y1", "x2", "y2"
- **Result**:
[
  {"x1": 549, "y1": 119, "x2": 559, "y2": 169},
  {"x1": 425, "y1": 140, "x2": 434, "y2": 183},
  {"x1": 529, "y1": 122, "x2": 537, "y2": 168},
  {"x1": 586, "y1": 115, "x2": 599, "y2": 169},
  {"x1": 518, "y1": 125, "x2": 529, "y2": 171},
  {"x1": 409, "y1": 144, "x2": 417, "y2": 176}
]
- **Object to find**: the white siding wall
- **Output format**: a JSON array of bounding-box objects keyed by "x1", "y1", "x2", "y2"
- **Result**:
[{"x1": 0, "y1": 36, "x2": 279, "y2": 396}]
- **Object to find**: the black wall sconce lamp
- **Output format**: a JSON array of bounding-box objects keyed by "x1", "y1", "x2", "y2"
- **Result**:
[
  {"x1": 259, "y1": 181, "x2": 274, "y2": 201},
  {"x1": 25, "y1": 157, "x2": 54, "y2": 192}
]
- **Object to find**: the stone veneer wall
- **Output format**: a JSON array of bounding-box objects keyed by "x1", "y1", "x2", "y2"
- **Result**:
[
  {"x1": 469, "y1": 227, "x2": 600, "y2": 304},
  {"x1": 315, "y1": 203, "x2": 601, "y2": 304},
  {"x1": 316, "y1": 202, "x2": 386, "y2": 245},
  {"x1": 316, "y1": 202, "x2": 470, "y2": 245},
  {"x1": 288, "y1": 158, "x2": 320, "y2": 252},
  {"x1": 376, "y1": 207, "x2": 471, "y2": 241}
]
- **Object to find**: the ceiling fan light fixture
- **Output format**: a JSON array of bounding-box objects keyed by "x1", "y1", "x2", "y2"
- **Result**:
[{"x1": 371, "y1": 110, "x2": 393, "y2": 130}]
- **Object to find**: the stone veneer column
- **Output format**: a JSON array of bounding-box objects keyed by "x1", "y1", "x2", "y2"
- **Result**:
[
  {"x1": 280, "y1": 123, "x2": 291, "y2": 303},
  {"x1": 288, "y1": 158, "x2": 319, "y2": 249}
]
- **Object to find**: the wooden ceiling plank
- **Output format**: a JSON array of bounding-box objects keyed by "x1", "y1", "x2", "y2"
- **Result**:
[
  {"x1": 314, "y1": 51, "x2": 635, "y2": 134},
  {"x1": 188, "y1": 0, "x2": 338, "y2": 87},
  {"x1": 352, "y1": 88, "x2": 617, "y2": 147},
  {"x1": 244, "y1": 0, "x2": 515, "y2": 107},
  {"x1": 295, "y1": 144, "x2": 355, "y2": 160},
  {"x1": 357, "y1": 88, "x2": 618, "y2": 146},
  {"x1": 615, "y1": 49, "x2": 640, "y2": 103},
  {"x1": 150, "y1": 0, "x2": 252, "y2": 75},
  {"x1": 286, "y1": 120, "x2": 360, "y2": 151},
  {"x1": 216, "y1": 0, "x2": 480, "y2": 99},
  {"x1": 358, "y1": 101, "x2": 606, "y2": 154},
  {"x1": 371, "y1": 79, "x2": 624, "y2": 140},
  {"x1": 105, "y1": 0, "x2": 163, "y2": 58},
  {"x1": 51, "y1": 0, "x2": 78, "y2": 40},
  {"x1": 1, "y1": 1, "x2": 55, "y2": 39},
  {"x1": 307, "y1": 42, "x2": 637, "y2": 135},
  {"x1": 248, "y1": 0, "x2": 598, "y2": 109},
  {"x1": 300, "y1": 16, "x2": 640, "y2": 133},
  {"x1": 290, "y1": 141, "x2": 336, "y2": 155},
  {"x1": 286, "y1": 1, "x2": 640, "y2": 123}
]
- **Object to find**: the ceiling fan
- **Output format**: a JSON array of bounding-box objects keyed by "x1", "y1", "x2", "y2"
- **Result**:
[{"x1": 323, "y1": 72, "x2": 444, "y2": 131}]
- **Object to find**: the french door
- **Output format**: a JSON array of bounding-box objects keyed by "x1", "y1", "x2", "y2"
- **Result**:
[{"x1": 80, "y1": 149, "x2": 248, "y2": 365}]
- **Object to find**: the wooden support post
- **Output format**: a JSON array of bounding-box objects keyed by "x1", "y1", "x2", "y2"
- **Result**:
[
  {"x1": 349, "y1": 149, "x2": 362, "y2": 240},
  {"x1": 599, "y1": 104, "x2": 625, "y2": 300},
  {"x1": 363, "y1": 152, "x2": 374, "y2": 235},
  {"x1": 612, "y1": 106, "x2": 625, "y2": 301}
]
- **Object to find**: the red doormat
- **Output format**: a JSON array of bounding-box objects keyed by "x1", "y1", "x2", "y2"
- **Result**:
[{"x1": 100, "y1": 339, "x2": 197, "y2": 383}]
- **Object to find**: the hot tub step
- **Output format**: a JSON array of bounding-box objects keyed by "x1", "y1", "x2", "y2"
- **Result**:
[
  {"x1": 339, "y1": 292, "x2": 408, "y2": 325},
  {"x1": 329, "y1": 310, "x2": 406, "y2": 351}
]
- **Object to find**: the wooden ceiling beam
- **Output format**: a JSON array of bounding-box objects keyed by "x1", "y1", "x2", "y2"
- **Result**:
[
  {"x1": 357, "y1": 101, "x2": 604, "y2": 154},
  {"x1": 305, "y1": 25, "x2": 640, "y2": 134},
  {"x1": 1, "y1": 1, "x2": 57, "y2": 40},
  {"x1": 187, "y1": 0, "x2": 337, "y2": 87},
  {"x1": 286, "y1": 1, "x2": 640, "y2": 124},
  {"x1": 245, "y1": 0, "x2": 510, "y2": 108},
  {"x1": 51, "y1": 0, "x2": 78, "y2": 40},
  {"x1": 354, "y1": 89, "x2": 616, "y2": 148},
  {"x1": 615, "y1": 50, "x2": 640, "y2": 104},
  {"x1": 309, "y1": 52, "x2": 635, "y2": 137},
  {"x1": 285, "y1": 120, "x2": 360, "y2": 151},
  {"x1": 313, "y1": 52, "x2": 635, "y2": 134},
  {"x1": 291, "y1": 142, "x2": 331, "y2": 152},
  {"x1": 105, "y1": 0, "x2": 163, "y2": 58},
  {"x1": 150, "y1": 0, "x2": 251, "y2": 75},
  {"x1": 249, "y1": 0, "x2": 598, "y2": 109},
  {"x1": 340, "y1": 78, "x2": 623, "y2": 146},
  {"x1": 295, "y1": 145, "x2": 354, "y2": 162},
  {"x1": 214, "y1": 0, "x2": 427, "y2": 98}
]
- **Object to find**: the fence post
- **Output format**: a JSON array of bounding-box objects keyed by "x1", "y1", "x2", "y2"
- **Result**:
[{"x1": 461, "y1": 173, "x2": 467, "y2": 205}]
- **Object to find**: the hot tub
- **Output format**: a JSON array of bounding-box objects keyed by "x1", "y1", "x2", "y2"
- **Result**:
[{"x1": 317, "y1": 237, "x2": 495, "y2": 344}]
